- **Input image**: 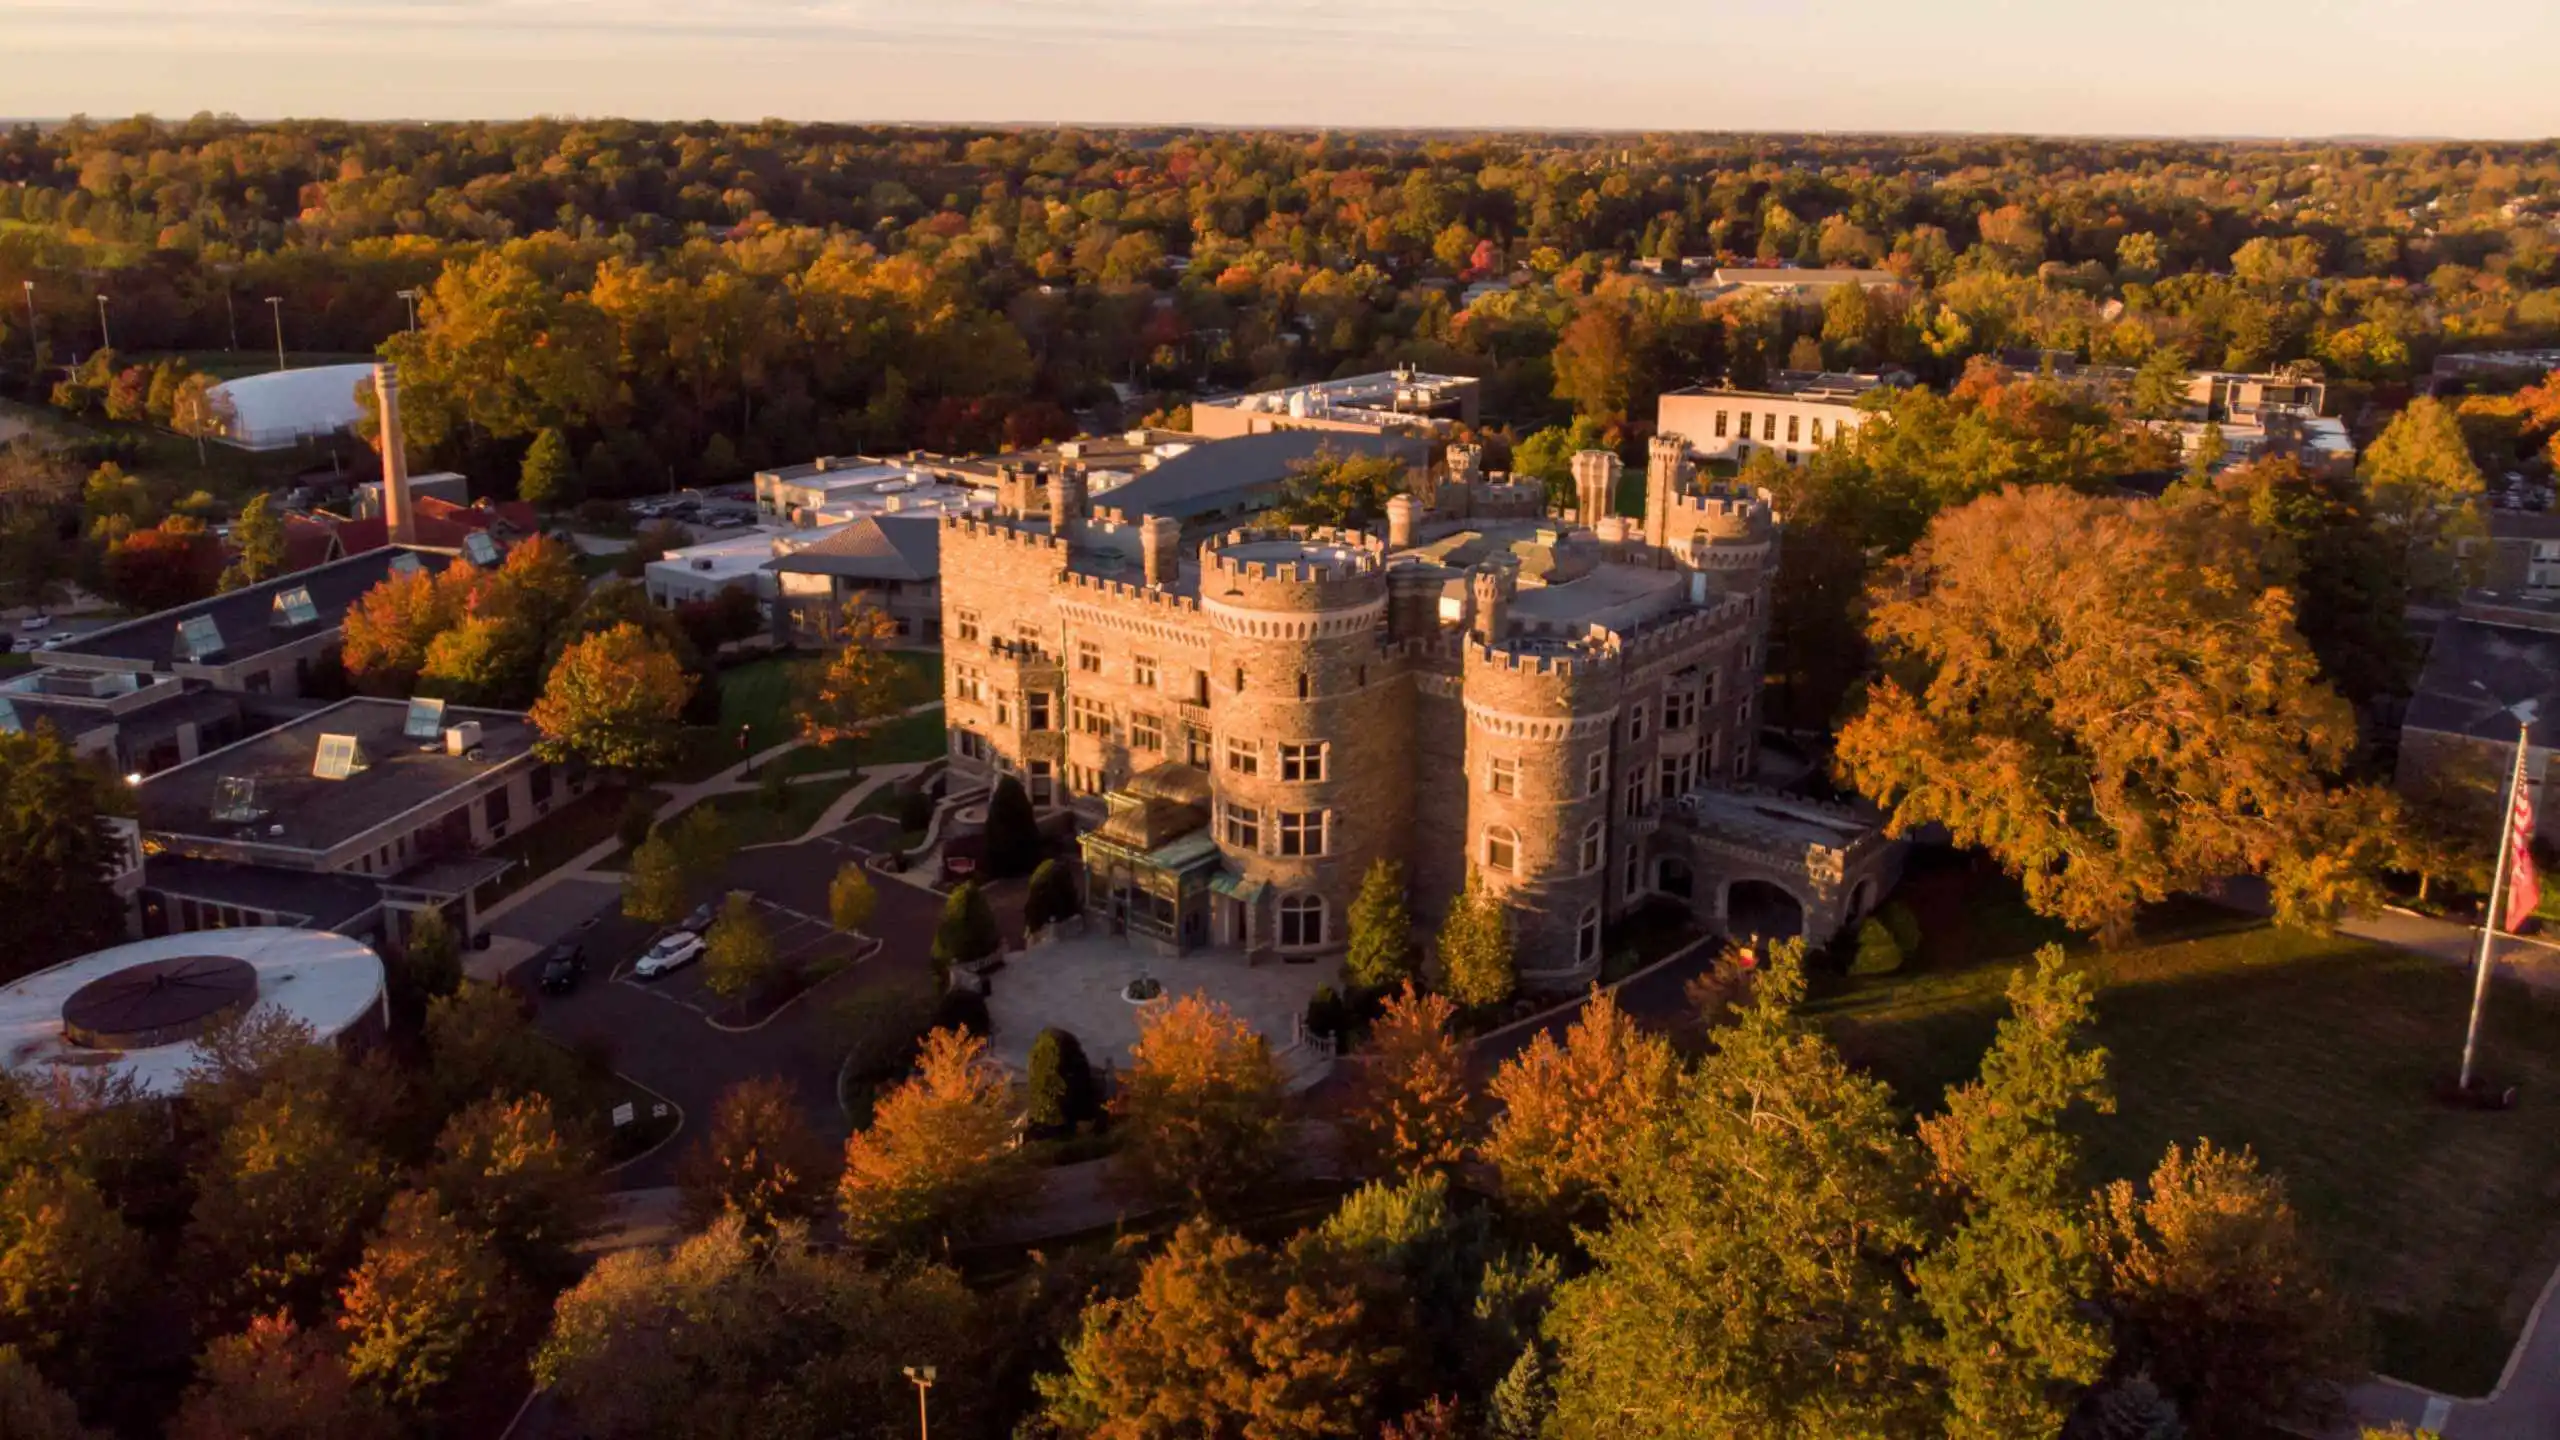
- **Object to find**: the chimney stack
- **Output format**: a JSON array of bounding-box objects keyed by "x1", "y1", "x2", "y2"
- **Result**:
[
  {"x1": 374, "y1": 362, "x2": 416, "y2": 546},
  {"x1": 1141, "y1": 514, "x2": 1182, "y2": 589},
  {"x1": 1570, "y1": 450, "x2": 1622, "y2": 528},
  {"x1": 1385, "y1": 493, "x2": 1418, "y2": 549},
  {"x1": 1046, "y1": 464, "x2": 1087, "y2": 537},
  {"x1": 1469, "y1": 564, "x2": 1513, "y2": 645}
]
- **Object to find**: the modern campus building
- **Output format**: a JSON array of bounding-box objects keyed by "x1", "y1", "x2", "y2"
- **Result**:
[
  {"x1": 1656, "y1": 370, "x2": 1888, "y2": 467},
  {"x1": 1187, "y1": 368, "x2": 1480, "y2": 441},
  {"x1": 935, "y1": 439, "x2": 1897, "y2": 989}
]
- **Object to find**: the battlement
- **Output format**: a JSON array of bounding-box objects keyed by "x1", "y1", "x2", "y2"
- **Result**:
[
  {"x1": 1059, "y1": 568, "x2": 1203, "y2": 614},
  {"x1": 942, "y1": 512, "x2": 1069, "y2": 556},
  {"x1": 1464, "y1": 631, "x2": 1621, "y2": 679},
  {"x1": 1200, "y1": 526, "x2": 1390, "y2": 613},
  {"x1": 1615, "y1": 598, "x2": 1751, "y2": 665}
]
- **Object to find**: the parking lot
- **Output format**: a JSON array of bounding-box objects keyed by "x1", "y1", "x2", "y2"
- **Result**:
[{"x1": 605, "y1": 890, "x2": 860, "y2": 1022}]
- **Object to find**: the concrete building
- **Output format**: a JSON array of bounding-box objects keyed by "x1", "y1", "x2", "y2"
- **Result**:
[
  {"x1": 2472, "y1": 511, "x2": 2560, "y2": 599},
  {"x1": 937, "y1": 436, "x2": 1897, "y2": 990},
  {"x1": 126, "y1": 696, "x2": 586, "y2": 948},
  {"x1": 1189, "y1": 368, "x2": 1479, "y2": 441},
  {"x1": 1656, "y1": 371, "x2": 1888, "y2": 467},
  {"x1": 768, "y1": 514, "x2": 949, "y2": 642},
  {"x1": 0, "y1": 929, "x2": 387, "y2": 1098}
]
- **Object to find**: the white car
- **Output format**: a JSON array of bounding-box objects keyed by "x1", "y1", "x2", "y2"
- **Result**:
[
  {"x1": 18, "y1": 614, "x2": 47, "y2": 631},
  {"x1": 633, "y1": 930, "x2": 705, "y2": 979}
]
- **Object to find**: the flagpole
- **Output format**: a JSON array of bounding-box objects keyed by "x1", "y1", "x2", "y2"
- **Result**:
[{"x1": 2460, "y1": 718, "x2": 2532, "y2": 1092}]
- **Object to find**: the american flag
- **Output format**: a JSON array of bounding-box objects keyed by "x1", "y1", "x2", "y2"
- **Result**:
[{"x1": 2505, "y1": 768, "x2": 2541, "y2": 933}]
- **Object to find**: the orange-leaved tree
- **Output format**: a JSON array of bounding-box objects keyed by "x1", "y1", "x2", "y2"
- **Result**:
[
  {"x1": 529, "y1": 620, "x2": 695, "y2": 775},
  {"x1": 795, "y1": 599, "x2": 910, "y2": 761},
  {"x1": 1482, "y1": 986, "x2": 1680, "y2": 1217},
  {"x1": 1341, "y1": 982, "x2": 1472, "y2": 1178},
  {"x1": 1110, "y1": 995, "x2": 1286, "y2": 1214},
  {"x1": 678, "y1": 1075, "x2": 834, "y2": 1235},
  {"x1": 836, "y1": 1027, "x2": 1029, "y2": 1252}
]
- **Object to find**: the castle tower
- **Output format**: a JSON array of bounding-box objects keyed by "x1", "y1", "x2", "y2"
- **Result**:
[
  {"x1": 1570, "y1": 449, "x2": 1621, "y2": 528},
  {"x1": 1469, "y1": 564, "x2": 1513, "y2": 645},
  {"x1": 1446, "y1": 442, "x2": 1484, "y2": 486},
  {"x1": 1046, "y1": 465, "x2": 1087, "y2": 538},
  {"x1": 1458, "y1": 627, "x2": 1620, "y2": 989},
  {"x1": 1385, "y1": 493, "x2": 1418, "y2": 550},
  {"x1": 1140, "y1": 514, "x2": 1182, "y2": 589},
  {"x1": 373, "y1": 362, "x2": 415, "y2": 546},
  {"x1": 1643, "y1": 433, "x2": 1692, "y2": 557}
]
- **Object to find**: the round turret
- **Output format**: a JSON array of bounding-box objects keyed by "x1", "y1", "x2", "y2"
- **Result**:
[{"x1": 1457, "y1": 636, "x2": 1620, "y2": 987}]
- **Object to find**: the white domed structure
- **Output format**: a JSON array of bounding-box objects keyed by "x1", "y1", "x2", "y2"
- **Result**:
[{"x1": 0, "y1": 928, "x2": 387, "y2": 1097}]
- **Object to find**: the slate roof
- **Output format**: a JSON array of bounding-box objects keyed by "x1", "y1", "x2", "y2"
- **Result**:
[
  {"x1": 45, "y1": 547, "x2": 453, "y2": 669},
  {"x1": 766, "y1": 514, "x2": 943, "y2": 582},
  {"x1": 2405, "y1": 593, "x2": 2560, "y2": 744},
  {"x1": 1090, "y1": 431, "x2": 1425, "y2": 521}
]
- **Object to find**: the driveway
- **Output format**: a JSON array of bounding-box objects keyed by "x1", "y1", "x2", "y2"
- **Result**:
[{"x1": 491, "y1": 833, "x2": 945, "y2": 1189}]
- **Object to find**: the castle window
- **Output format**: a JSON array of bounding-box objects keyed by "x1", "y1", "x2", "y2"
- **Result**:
[
  {"x1": 1787, "y1": 414, "x2": 1801, "y2": 444},
  {"x1": 1221, "y1": 802, "x2": 1261, "y2": 851},
  {"x1": 1714, "y1": 409, "x2": 1729, "y2": 438},
  {"x1": 1225, "y1": 737, "x2": 1259, "y2": 776},
  {"x1": 1624, "y1": 767, "x2": 1649, "y2": 817},
  {"x1": 1735, "y1": 411, "x2": 1751, "y2": 439},
  {"x1": 953, "y1": 729, "x2": 989, "y2": 762},
  {"x1": 1077, "y1": 642, "x2": 1101, "y2": 673},
  {"x1": 1067, "y1": 762, "x2": 1103, "y2": 794},
  {"x1": 1488, "y1": 756, "x2": 1518, "y2": 796},
  {"x1": 1577, "y1": 906, "x2": 1601, "y2": 965},
  {"x1": 1702, "y1": 669, "x2": 1719, "y2": 705},
  {"x1": 1134, "y1": 654, "x2": 1158, "y2": 688},
  {"x1": 1733, "y1": 744, "x2": 1749, "y2": 779},
  {"x1": 1026, "y1": 693, "x2": 1053, "y2": 731},
  {"x1": 1278, "y1": 893, "x2": 1326, "y2": 948},
  {"x1": 1280, "y1": 742, "x2": 1327, "y2": 783},
  {"x1": 1659, "y1": 753, "x2": 1696, "y2": 797},
  {"x1": 1623, "y1": 844, "x2": 1641, "y2": 896},
  {"x1": 1277, "y1": 810, "x2": 1329, "y2": 857},
  {"x1": 995, "y1": 694, "x2": 1011, "y2": 725},
  {"x1": 1131, "y1": 713, "x2": 1165, "y2": 753},
  {"x1": 1586, "y1": 749, "x2": 1608, "y2": 797},
  {"x1": 1664, "y1": 689, "x2": 1697, "y2": 730},
  {"x1": 955, "y1": 663, "x2": 985, "y2": 703},
  {"x1": 1191, "y1": 670, "x2": 1211, "y2": 704},
  {"x1": 1580, "y1": 820, "x2": 1604, "y2": 873},
  {"x1": 1235, "y1": 666, "x2": 1246, "y2": 693},
  {"x1": 956, "y1": 609, "x2": 980, "y2": 642},
  {"x1": 1185, "y1": 725, "x2": 1212, "y2": 767},
  {"x1": 1296, "y1": 671, "x2": 1311, "y2": 699},
  {"x1": 1484, "y1": 825, "x2": 1519, "y2": 873},
  {"x1": 1027, "y1": 759, "x2": 1054, "y2": 804},
  {"x1": 1627, "y1": 705, "x2": 1647, "y2": 743},
  {"x1": 1071, "y1": 697, "x2": 1113, "y2": 738}
]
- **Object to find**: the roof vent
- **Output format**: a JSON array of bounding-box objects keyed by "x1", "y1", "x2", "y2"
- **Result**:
[{"x1": 443, "y1": 720, "x2": 484, "y2": 756}]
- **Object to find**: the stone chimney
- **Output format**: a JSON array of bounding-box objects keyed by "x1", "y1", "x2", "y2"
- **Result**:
[
  {"x1": 1141, "y1": 514, "x2": 1182, "y2": 589},
  {"x1": 1469, "y1": 564, "x2": 1513, "y2": 645},
  {"x1": 1644, "y1": 433, "x2": 1692, "y2": 556},
  {"x1": 1385, "y1": 493, "x2": 1418, "y2": 549},
  {"x1": 1046, "y1": 463, "x2": 1087, "y2": 537},
  {"x1": 1570, "y1": 450, "x2": 1622, "y2": 528},
  {"x1": 374, "y1": 362, "x2": 415, "y2": 546},
  {"x1": 1446, "y1": 442, "x2": 1484, "y2": 485}
]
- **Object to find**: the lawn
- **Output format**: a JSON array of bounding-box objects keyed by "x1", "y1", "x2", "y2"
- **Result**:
[
  {"x1": 715, "y1": 650, "x2": 945, "y2": 774},
  {"x1": 1811, "y1": 857, "x2": 2560, "y2": 1395},
  {"x1": 476, "y1": 783, "x2": 656, "y2": 905},
  {"x1": 701, "y1": 771, "x2": 865, "y2": 848}
]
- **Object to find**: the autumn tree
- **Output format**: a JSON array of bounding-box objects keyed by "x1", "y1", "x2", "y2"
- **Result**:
[
  {"x1": 1915, "y1": 948, "x2": 2115, "y2": 1439},
  {"x1": 102, "y1": 522, "x2": 220, "y2": 611},
  {"x1": 425, "y1": 1093, "x2": 601, "y2": 1289},
  {"x1": 702, "y1": 890, "x2": 775, "y2": 1000},
  {"x1": 341, "y1": 559, "x2": 472, "y2": 695},
  {"x1": 837, "y1": 1027, "x2": 1031, "y2": 1251},
  {"x1": 218, "y1": 491, "x2": 289, "y2": 592},
  {"x1": 1433, "y1": 868, "x2": 1516, "y2": 1010},
  {"x1": 2359, "y1": 396, "x2": 2486, "y2": 596},
  {"x1": 0, "y1": 725, "x2": 129, "y2": 981},
  {"x1": 827, "y1": 860, "x2": 876, "y2": 935},
  {"x1": 1544, "y1": 950, "x2": 1933, "y2": 1436},
  {"x1": 676, "y1": 1076, "x2": 834, "y2": 1234},
  {"x1": 2096, "y1": 1141, "x2": 2361, "y2": 1437},
  {"x1": 621, "y1": 831, "x2": 686, "y2": 927},
  {"x1": 185, "y1": 1081, "x2": 395, "y2": 1328},
  {"x1": 529, "y1": 620, "x2": 695, "y2": 774},
  {"x1": 519, "y1": 426, "x2": 577, "y2": 509},
  {"x1": 0, "y1": 1346, "x2": 97, "y2": 1440},
  {"x1": 1040, "y1": 1220, "x2": 1385, "y2": 1439},
  {"x1": 1482, "y1": 986, "x2": 1679, "y2": 1216},
  {"x1": 1837, "y1": 487, "x2": 2391, "y2": 943},
  {"x1": 169, "y1": 1313, "x2": 394, "y2": 1440},
  {"x1": 1342, "y1": 983, "x2": 1472, "y2": 1177},
  {"x1": 336, "y1": 1191, "x2": 523, "y2": 1417},
  {"x1": 388, "y1": 905, "x2": 462, "y2": 1026},
  {"x1": 0, "y1": 1169, "x2": 146, "y2": 1405},
  {"x1": 1026, "y1": 1027, "x2": 1099, "y2": 1133},
  {"x1": 1265, "y1": 445, "x2": 1413, "y2": 528},
  {"x1": 421, "y1": 982, "x2": 592, "y2": 1119},
  {"x1": 1343, "y1": 858, "x2": 1415, "y2": 995},
  {"x1": 795, "y1": 599, "x2": 909, "y2": 761},
  {"x1": 537, "y1": 1217, "x2": 987, "y2": 1440},
  {"x1": 930, "y1": 879, "x2": 1000, "y2": 979},
  {"x1": 1111, "y1": 995, "x2": 1286, "y2": 1213}
]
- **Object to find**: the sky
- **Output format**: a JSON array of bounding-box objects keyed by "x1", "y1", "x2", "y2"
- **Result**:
[{"x1": 2, "y1": 0, "x2": 2557, "y2": 138}]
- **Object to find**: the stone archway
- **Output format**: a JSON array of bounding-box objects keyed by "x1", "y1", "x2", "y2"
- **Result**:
[
  {"x1": 1725, "y1": 879, "x2": 1806, "y2": 942},
  {"x1": 1654, "y1": 854, "x2": 1695, "y2": 901}
]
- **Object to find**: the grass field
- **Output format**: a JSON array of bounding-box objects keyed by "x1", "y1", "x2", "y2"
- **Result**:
[
  {"x1": 1811, "y1": 856, "x2": 2560, "y2": 1394},
  {"x1": 715, "y1": 650, "x2": 945, "y2": 773},
  {"x1": 702, "y1": 772, "x2": 865, "y2": 848}
]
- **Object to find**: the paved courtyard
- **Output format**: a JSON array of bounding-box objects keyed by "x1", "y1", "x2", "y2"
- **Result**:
[{"x1": 983, "y1": 932, "x2": 1336, "y2": 1074}]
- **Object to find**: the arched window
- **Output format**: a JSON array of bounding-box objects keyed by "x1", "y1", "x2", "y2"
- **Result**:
[
  {"x1": 1579, "y1": 820, "x2": 1604, "y2": 873},
  {"x1": 1576, "y1": 906, "x2": 1601, "y2": 965},
  {"x1": 1278, "y1": 893, "x2": 1326, "y2": 948},
  {"x1": 1484, "y1": 826, "x2": 1519, "y2": 873}
]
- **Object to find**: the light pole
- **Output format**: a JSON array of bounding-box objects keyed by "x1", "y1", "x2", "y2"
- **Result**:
[
  {"x1": 397, "y1": 288, "x2": 419, "y2": 333},
  {"x1": 902, "y1": 1365, "x2": 935, "y2": 1440},
  {"x1": 223, "y1": 287, "x2": 239, "y2": 353},
  {"x1": 19, "y1": 280, "x2": 33, "y2": 375},
  {"x1": 265, "y1": 296, "x2": 286, "y2": 372},
  {"x1": 94, "y1": 293, "x2": 111, "y2": 354}
]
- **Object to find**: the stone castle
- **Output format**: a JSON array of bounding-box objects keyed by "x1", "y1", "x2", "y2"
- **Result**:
[{"x1": 937, "y1": 439, "x2": 1899, "y2": 990}]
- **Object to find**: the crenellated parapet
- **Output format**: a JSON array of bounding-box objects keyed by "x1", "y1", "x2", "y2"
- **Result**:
[
  {"x1": 1199, "y1": 527, "x2": 1390, "y2": 623},
  {"x1": 943, "y1": 511, "x2": 1070, "y2": 557}
]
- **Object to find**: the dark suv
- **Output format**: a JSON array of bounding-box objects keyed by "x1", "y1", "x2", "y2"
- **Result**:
[{"x1": 538, "y1": 941, "x2": 587, "y2": 994}]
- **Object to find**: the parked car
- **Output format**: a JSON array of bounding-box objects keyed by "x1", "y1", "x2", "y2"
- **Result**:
[
  {"x1": 679, "y1": 901, "x2": 718, "y2": 934},
  {"x1": 633, "y1": 931, "x2": 704, "y2": 980},
  {"x1": 538, "y1": 941, "x2": 587, "y2": 994},
  {"x1": 18, "y1": 614, "x2": 48, "y2": 631},
  {"x1": 42, "y1": 632, "x2": 72, "y2": 648}
]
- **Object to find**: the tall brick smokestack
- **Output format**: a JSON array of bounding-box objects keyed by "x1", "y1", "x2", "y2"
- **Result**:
[{"x1": 374, "y1": 362, "x2": 415, "y2": 546}]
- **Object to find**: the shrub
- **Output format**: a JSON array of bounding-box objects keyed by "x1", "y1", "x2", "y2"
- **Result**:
[
  {"x1": 830, "y1": 978, "x2": 939, "y2": 1083},
  {"x1": 1304, "y1": 984, "x2": 1348, "y2": 1043},
  {"x1": 932, "y1": 988, "x2": 990, "y2": 1038},
  {"x1": 983, "y1": 774, "x2": 1042, "y2": 878},
  {"x1": 1849, "y1": 917, "x2": 1904, "y2": 976},
  {"x1": 897, "y1": 786, "x2": 935, "y2": 835},
  {"x1": 616, "y1": 794, "x2": 660, "y2": 852},
  {"x1": 930, "y1": 881, "x2": 1001, "y2": 980},
  {"x1": 757, "y1": 765, "x2": 790, "y2": 811},
  {"x1": 1879, "y1": 899, "x2": 1922, "y2": 958},
  {"x1": 1023, "y1": 858, "x2": 1082, "y2": 932},
  {"x1": 1026, "y1": 1027, "x2": 1098, "y2": 1132}
]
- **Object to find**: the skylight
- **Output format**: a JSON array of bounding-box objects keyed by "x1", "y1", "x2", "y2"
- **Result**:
[
  {"x1": 271, "y1": 586, "x2": 319, "y2": 627},
  {"x1": 312, "y1": 733, "x2": 367, "y2": 780},
  {"x1": 402, "y1": 696, "x2": 448, "y2": 741},
  {"x1": 176, "y1": 615, "x2": 225, "y2": 661}
]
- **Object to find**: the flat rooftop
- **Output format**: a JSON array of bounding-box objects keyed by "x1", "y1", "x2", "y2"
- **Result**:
[
  {"x1": 137, "y1": 697, "x2": 536, "y2": 852},
  {"x1": 46, "y1": 547, "x2": 453, "y2": 670},
  {"x1": 1508, "y1": 564, "x2": 1687, "y2": 627},
  {"x1": 1665, "y1": 369, "x2": 1887, "y2": 404}
]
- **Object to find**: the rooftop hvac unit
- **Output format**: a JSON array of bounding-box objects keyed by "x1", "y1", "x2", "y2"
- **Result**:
[
  {"x1": 692, "y1": 559, "x2": 714, "y2": 572},
  {"x1": 443, "y1": 721, "x2": 484, "y2": 756}
]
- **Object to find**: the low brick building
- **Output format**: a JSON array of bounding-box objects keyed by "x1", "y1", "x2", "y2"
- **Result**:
[{"x1": 937, "y1": 439, "x2": 1896, "y2": 989}]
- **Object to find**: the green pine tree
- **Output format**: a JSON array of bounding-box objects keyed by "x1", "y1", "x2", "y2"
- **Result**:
[
  {"x1": 1343, "y1": 858, "x2": 1414, "y2": 996},
  {"x1": 520, "y1": 427, "x2": 577, "y2": 509},
  {"x1": 1433, "y1": 869, "x2": 1515, "y2": 1010}
]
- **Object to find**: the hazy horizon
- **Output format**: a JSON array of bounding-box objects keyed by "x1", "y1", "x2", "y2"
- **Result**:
[{"x1": 5, "y1": 0, "x2": 2557, "y2": 139}]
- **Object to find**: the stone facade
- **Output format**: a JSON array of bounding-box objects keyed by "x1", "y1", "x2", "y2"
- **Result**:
[{"x1": 939, "y1": 437, "x2": 1891, "y2": 990}]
